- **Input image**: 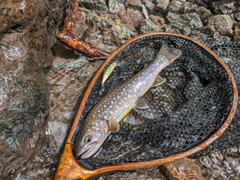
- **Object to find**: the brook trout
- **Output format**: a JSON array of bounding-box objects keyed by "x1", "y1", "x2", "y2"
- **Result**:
[{"x1": 75, "y1": 44, "x2": 182, "y2": 159}]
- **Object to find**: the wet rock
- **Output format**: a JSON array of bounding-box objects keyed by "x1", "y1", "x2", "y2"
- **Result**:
[
  {"x1": 212, "y1": 0, "x2": 235, "y2": 14},
  {"x1": 75, "y1": 9, "x2": 135, "y2": 53},
  {"x1": 156, "y1": 0, "x2": 169, "y2": 11},
  {"x1": 187, "y1": 6, "x2": 211, "y2": 25},
  {"x1": 142, "y1": 4, "x2": 149, "y2": 19},
  {"x1": 218, "y1": 1, "x2": 235, "y2": 14},
  {"x1": 0, "y1": 32, "x2": 49, "y2": 148},
  {"x1": 197, "y1": 147, "x2": 240, "y2": 179},
  {"x1": 190, "y1": 30, "x2": 210, "y2": 42},
  {"x1": 168, "y1": 0, "x2": 186, "y2": 13},
  {"x1": 143, "y1": 0, "x2": 155, "y2": 13},
  {"x1": 47, "y1": 121, "x2": 68, "y2": 152},
  {"x1": 80, "y1": 0, "x2": 108, "y2": 13},
  {"x1": 206, "y1": 15, "x2": 233, "y2": 36},
  {"x1": 139, "y1": 19, "x2": 163, "y2": 34},
  {"x1": 161, "y1": 158, "x2": 203, "y2": 180},
  {"x1": 127, "y1": 7, "x2": 144, "y2": 29},
  {"x1": 108, "y1": 0, "x2": 125, "y2": 14},
  {"x1": 126, "y1": 0, "x2": 142, "y2": 10},
  {"x1": 52, "y1": 59, "x2": 67, "y2": 72},
  {"x1": 235, "y1": 12, "x2": 240, "y2": 21},
  {"x1": 0, "y1": 0, "x2": 35, "y2": 35},
  {"x1": 166, "y1": 12, "x2": 203, "y2": 35},
  {"x1": 233, "y1": 24, "x2": 240, "y2": 41},
  {"x1": 149, "y1": 14, "x2": 165, "y2": 26},
  {"x1": 0, "y1": 0, "x2": 65, "y2": 178}
]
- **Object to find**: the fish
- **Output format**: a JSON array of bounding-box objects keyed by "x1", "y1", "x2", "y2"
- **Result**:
[{"x1": 75, "y1": 44, "x2": 182, "y2": 159}]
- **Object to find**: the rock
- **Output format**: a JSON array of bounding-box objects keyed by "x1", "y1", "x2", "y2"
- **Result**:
[
  {"x1": 235, "y1": 12, "x2": 240, "y2": 21},
  {"x1": 161, "y1": 158, "x2": 203, "y2": 180},
  {"x1": 0, "y1": 0, "x2": 65, "y2": 178},
  {"x1": 207, "y1": 15, "x2": 233, "y2": 36},
  {"x1": 0, "y1": 0, "x2": 35, "y2": 35},
  {"x1": 168, "y1": 0, "x2": 186, "y2": 13},
  {"x1": 197, "y1": 147, "x2": 240, "y2": 179},
  {"x1": 166, "y1": 12, "x2": 203, "y2": 35},
  {"x1": 108, "y1": 0, "x2": 125, "y2": 14},
  {"x1": 80, "y1": 0, "x2": 108, "y2": 13},
  {"x1": 218, "y1": 1, "x2": 235, "y2": 14},
  {"x1": 127, "y1": 7, "x2": 144, "y2": 29},
  {"x1": 142, "y1": 4, "x2": 149, "y2": 19},
  {"x1": 47, "y1": 121, "x2": 68, "y2": 152},
  {"x1": 211, "y1": 0, "x2": 235, "y2": 14},
  {"x1": 149, "y1": 14, "x2": 165, "y2": 26},
  {"x1": 139, "y1": 19, "x2": 163, "y2": 34},
  {"x1": 0, "y1": 7, "x2": 51, "y2": 147},
  {"x1": 233, "y1": 24, "x2": 240, "y2": 41},
  {"x1": 126, "y1": 0, "x2": 142, "y2": 9},
  {"x1": 143, "y1": 0, "x2": 155, "y2": 13},
  {"x1": 186, "y1": 5, "x2": 211, "y2": 25},
  {"x1": 156, "y1": 0, "x2": 169, "y2": 11}
]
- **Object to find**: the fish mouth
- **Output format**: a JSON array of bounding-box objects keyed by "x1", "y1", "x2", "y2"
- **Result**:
[
  {"x1": 79, "y1": 149, "x2": 89, "y2": 158},
  {"x1": 77, "y1": 143, "x2": 97, "y2": 159}
]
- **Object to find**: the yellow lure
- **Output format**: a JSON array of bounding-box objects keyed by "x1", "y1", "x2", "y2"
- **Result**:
[{"x1": 102, "y1": 61, "x2": 117, "y2": 85}]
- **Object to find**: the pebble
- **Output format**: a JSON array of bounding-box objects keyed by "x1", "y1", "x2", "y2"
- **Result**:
[
  {"x1": 208, "y1": 15, "x2": 233, "y2": 36},
  {"x1": 156, "y1": 0, "x2": 169, "y2": 11}
]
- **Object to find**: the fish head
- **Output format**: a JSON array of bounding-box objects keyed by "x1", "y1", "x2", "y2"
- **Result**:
[{"x1": 75, "y1": 119, "x2": 109, "y2": 159}]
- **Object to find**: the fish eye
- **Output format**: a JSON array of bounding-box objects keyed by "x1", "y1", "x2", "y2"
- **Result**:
[{"x1": 84, "y1": 135, "x2": 92, "y2": 144}]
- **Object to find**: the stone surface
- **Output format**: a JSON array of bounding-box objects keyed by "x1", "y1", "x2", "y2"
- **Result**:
[
  {"x1": 156, "y1": 0, "x2": 169, "y2": 11},
  {"x1": 80, "y1": 0, "x2": 108, "y2": 13},
  {"x1": 167, "y1": 12, "x2": 203, "y2": 35},
  {"x1": 212, "y1": 0, "x2": 236, "y2": 14},
  {"x1": 126, "y1": 0, "x2": 142, "y2": 9},
  {"x1": 0, "y1": 0, "x2": 35, "y2": 35},
  {"x1": 168, "y1": 0, "x2": 186, "y2": 13},
  {"x1": 207, "y1": 15, "x2": 233, "y2": 36},
  {"x1": 139, "y1": 19, "x2": 163, "y2": 33},
  {"x1": 0, "y1": 0, "x2": 65, "y2": 178},
  {"x1": 108, "y1": 0, "x2": 126, "y2": 14},
  {"x1": 162, "y1": 158, "x2": 203, "y2": 180},
  {"x1": 233, "y1": 24, "x2": 240, "y2": 41},
  {"x1": 197, "y1": 147, "x2": 240, "y2": 179},
  {"x1": 0, "y1": 0, "x2": 59, "y2": 147}
]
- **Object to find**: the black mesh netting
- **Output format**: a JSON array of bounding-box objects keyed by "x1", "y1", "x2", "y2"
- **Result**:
[{"x1": 73, "y1": 35, "x2": 238, "y2": 169}]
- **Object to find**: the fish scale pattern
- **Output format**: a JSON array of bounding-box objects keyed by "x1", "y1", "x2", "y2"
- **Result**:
[{"x1": 73, "y1": 35, "x2": 236, "y2": 169}]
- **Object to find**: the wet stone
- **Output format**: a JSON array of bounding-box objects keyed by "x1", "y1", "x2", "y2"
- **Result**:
[
  {"x1": 0, "y1": 32, "x2": 49, "y2": 147},
  {"x1": 80, "y1": 0, "x2": 108, "y2": 13},
  {"x1": 139, "y1": 19, "x2": 163, "y2": 34},
  {"x1": 143, "y1": 0, "x2": 155, "y2": 13},
  {"x1": 233, "y1": 24, "x2": 240, "y2": 41},
  {"x1": 166, "y1": 12, "x2": 203, "y2": 35},
  {"x1": 156, "y1": 0, "x2": 169, "y2": 11},
  {"x1": 235, "y1": 12, "x2": 240, "y2": 21},
  {"x1": 0, "y1": 0, "x2": 36, "y2": 35},
  {"x1": 212, "y1": 0, "x2": 235, "y2": 14},
  {"x1": 108, "y1": 0, "x2": 125, "y2": 14},
  {"x1": 126, "y1": 0, "x2": 142, "y2": 10},
  {"x1": 127, "y1": 7, "x2": 144, "y2": 29},
  {"x1": 168, "y1": 0, "x2": 186, "y2": 13},
  {"x1": 207, "y1": 15, "x2": 233, "y2": 36},
  {"x1": 161, "y1": 158, "x2": 203, "y2": 180}
]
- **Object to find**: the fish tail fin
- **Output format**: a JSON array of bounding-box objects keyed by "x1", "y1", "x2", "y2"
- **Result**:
[{"x1": 156, "y1": 44, "x2": 182, "y2": 63}]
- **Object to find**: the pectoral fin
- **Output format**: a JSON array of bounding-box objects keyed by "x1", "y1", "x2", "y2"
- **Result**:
[
  {"x1": 107, "y1": 119, "x2": 120, "y2": 133},
  {"x1": 135, "y1": 97, "x2": 149, "y2": 109},
  {"x1": 151, "y1": 76, "x2": 166, "y2": 88}
]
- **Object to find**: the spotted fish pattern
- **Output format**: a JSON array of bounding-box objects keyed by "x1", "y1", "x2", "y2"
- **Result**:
[{"x1": 75, "y1": 44, "x2": 182, "y2": 159}]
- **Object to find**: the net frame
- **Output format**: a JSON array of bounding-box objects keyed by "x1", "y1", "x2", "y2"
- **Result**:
[{"x1": 54, "y1": 32, "x2": 238, "y2": 180}]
